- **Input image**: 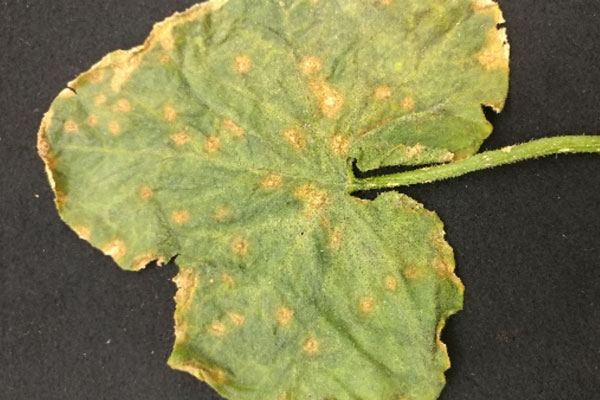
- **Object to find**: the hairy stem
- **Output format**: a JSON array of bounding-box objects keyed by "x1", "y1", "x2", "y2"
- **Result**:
[{"x1": 348, "y1": 136, "x2": 600, "y2": 192}]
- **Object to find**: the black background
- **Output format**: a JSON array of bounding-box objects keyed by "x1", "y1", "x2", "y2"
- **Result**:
[{"x1": 1, "y1": 1, "x2": 599, "y2": 399}]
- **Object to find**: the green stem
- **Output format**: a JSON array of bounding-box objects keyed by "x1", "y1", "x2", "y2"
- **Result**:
[{"x1": 348, "y1": 136, "x2": 600, "y2": 192}]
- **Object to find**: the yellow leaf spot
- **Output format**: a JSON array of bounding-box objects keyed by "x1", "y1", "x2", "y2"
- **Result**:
[
  {"x1": 294, "y1": 184, "x2": 330, "y2": 215},
  {"x1": 471, "y1": 0, "x2": 506, "y2": 24},
  {"x1": 163, "y1": 105, "x2": 178, "y2": 122},
  {"x1": 111, "y1": 55, "x2": 141, "y2": 93},
  {"x1": 401, "y1": 96, "x2": 415, "y2": 111},
  {"x1": 86, "y1": 114, "x2": 98, "y2": 127},
  {"x1": 223, "y1": 119, "x2": 245, "y2": 137},
  {"x1": 138, "y1": 185, "x2": 153, "y2": 200},
  {"x1": 173, "y1": 267, "x2": 197, "y2": 344},
  {"x1": 234, "y1": 55, "x2": 252, "y2": 74},
  {"x1": 58, "y1": 88, "x2": 75, "y2": 99},
  {"x1": 374, "y1": 85, "x2": 392, "y2": 100},
  {"x1": 171, "y1": 210, "x2": 191, "y2": 225},
  {"x1": 171, "y1": 361, "x2": 226, "y2": 386},
  {"x1": 161, "y1": 33, "x2": 175, "y2": 50},
  {"x1": 171, "y1": 132, "x2": 191, "y2": 147},
  {"x1": 403, "y1": 266, "x2": 420, "y2": 280},
  {"x1": 205, "y1": 136, "x2": 221, "y2": 153},
  {"x1": 209, "y1": 321, "x2": 227, "y2": 336},
  {"x1": 214, "y1": 207, "x2": 231, "y2": 222},
  {"x1": 174, "y1": 268, "x2": 197, "y2": 309},
  {"x1": 384, "y1": 275, "x2": 397, "y2": 291},
  {"x1": 229, "y1": 312, "x2": 245, "y2": 327},
  {"x1": 108, "y1": 120, "x2": 121, "y2": 135},
  {"x1": 299, "y1": 56, "x2": 322, "y2": 75},
  {"x1": 72, "y1": 225, "x2": 91, "y2": 241},
  {"x1": 283, "y1": 128, "x2": 307, "y2": 149},
  {"x1": 303, "y1": 337, "x2": 319, "y2": 355},
  {"x1": 329, "y1": 227, "x2": 343, "y2": 250},
  {"x1": 260, "y1": 174, "x2": 283, "y2": 189},
  {"x1": 309, "y1": 80, "x2": 343, "y2": 119},
  {"x1": 277, "y1": 306, "x2": 294, "y2": 327},
  {"x1": 88, "y1": 68, "x2": 105, "y2": 84},
  {"x1": 359, "y1": 296, "x2": 375, "y2": 313},
  {"x1": 478, "y1": 27, "x2": 509, "y2": 71},
  {"x1": 102, "y1": 239, "x2": 127, "y2": 261},
  {"x1": 133, "y1": 253, "x2": 163, "y2": 271},
  {"x1": 380, "y1": 0, "x2": 393, "y2": 5},
  {"x1": 113, "y1": 98, "x2": 132, "y2": 113},
  {"x1": 94, "y1": 94, "x2": 107, "y2": 105},
  {"x1": 433, "y1": 257, "x2": 453, "y2": 278},
  {"x1": 64, "y1": 120, "x2": 78, "y2": 134},
  {"x1": 159, "y1": 53, "x2": 171, "y2": 64},
  {"x1": 231, "y1": 237, "x2": 249, "y2": 256},
  {"x1": 329, "y1": 135, "x2": 350, "y2": 157},
  {"x1": 222, "y1": 273, "x2": 235, "y2": 288},
  {"x1": 55, "y1": 190, "x2": 67, "y2": 209},
  {"x1": 405, "y1": 143, "x2": 424, "y2": 158},
  {"x1": 442, "y1": 151, "x2": 455, "y2": 162}
]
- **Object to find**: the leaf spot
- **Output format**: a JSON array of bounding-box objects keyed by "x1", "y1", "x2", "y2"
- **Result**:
[
  {"x1": 205, "y1": 136, "x2": 221, "y2": 153},
  {"x1": 102, "y1": 239, "x2": 127, "y2": 261},
  {"x1": 403, "y1": 266, "x2": 419, "y2": 280},
  {"x1": 329, "y1": 227, "x2": 343, "y2": 250},
  {"x1": 405, "y1": 143, "x2": 424, "y2": 158},
  {"x1": 94, "y1": 94, "x2": 107, "y2": 105},
  {"x1": 161, "y1": 33, "x2": 175, "y2": 51},
  {"x1": 384, "y1": 275, "x2": 397, "y2": 291},
  {"x1": 228, "y1": 312, "x2": 246, "y2": 327},
  {"x1": 374, "y1": 85, "x2": 392, "y2": 100},
  {"x1": 303, "y1": 337, "x2": 319, "y2": 355},
  {"x1": 113, "y1": 98, "x2": 132, "y2": 113},
  {"x1": 231, "y1": 237, "x2": 249, "y2": 256},
  {"x1": 64, "y1": 120, "x2": 79, "y2": 134},
  {"x1": 108, "y1": 120, "x2": 121, "y2": 135},
  {"x1": 163, "y1": 105, "x2": 178, "y2": 122},
  {"x1": 433, "y1": 257, "x2": 452, "y2": 278},
  {"x1": 215, "y1": 207, "x2": 231, "y2": 222},
  {"x1": 222, "y1": 273, "x2": 235, "y2": 288},
  {"x1": 299, "y1": 56, "x2": 322, "y2": 75},
  {"x1": 87, "y1": 69, "x2": 104, "y2": 84},
  {"x1": 277, "y1": 306, "x2": 294, "y2": 326},
  {"x1": 309, "y1": 80, "x2": 343, "y2": 119},
  {"x1": 223, "y1": 118, "x2": 246, "y2": 137},
  {"x1": 55, "y1": 190, "x2": 67, "y2": 209},
  {"x1": 86, "y1": 114, "x2": 98, "y2": 127},
  {"x1": 260, "y1": 174, "x2": 283, "y2": 189},
  {"x1": 284, "y1": 128, "x2": 307, "y2": 149},
  {"x1": 58, "y1": 88, "x2": 76, "y2": 99},
  {"x1": 234, "y1": 55, "x2": 252, "y2": 74},
  {"x1": 329, "y1": 135, "x2": 350, "y2": 157},
  {"x1": 138, "y1": 185, "x2": 154, "y2": 200},
  {"x1": 401, "y1": 96, "x2": 415, "y2": 111},
  {"x1": 171, "y1": 210, "x2": 191, "y2": 225},
  {"x1": 72, "y1": 225, "x2": 92, "y2": 241},
  {"x1": 294, "y1": 184, "x2": 330, "y2": 215},
  {"x1": 133, "y1": 253, "x2": 162, "y2": 271},
  {"x1": 477, "y1": 27, "x2": 509, "y2": 71},
  {"x1": 171, "y1": 132, "x2": 191, "y2": 147},
  {"x1": 359, "y1": 296, "x2": 376, "y2": 313},
  {"x1": 209, "y1": 321, "x2": 227, "y2": 336}
]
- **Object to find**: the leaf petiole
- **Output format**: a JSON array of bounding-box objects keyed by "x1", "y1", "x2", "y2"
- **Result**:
[{"x1": 349, "y1": 135, "x2": 600, "y2": 192}]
